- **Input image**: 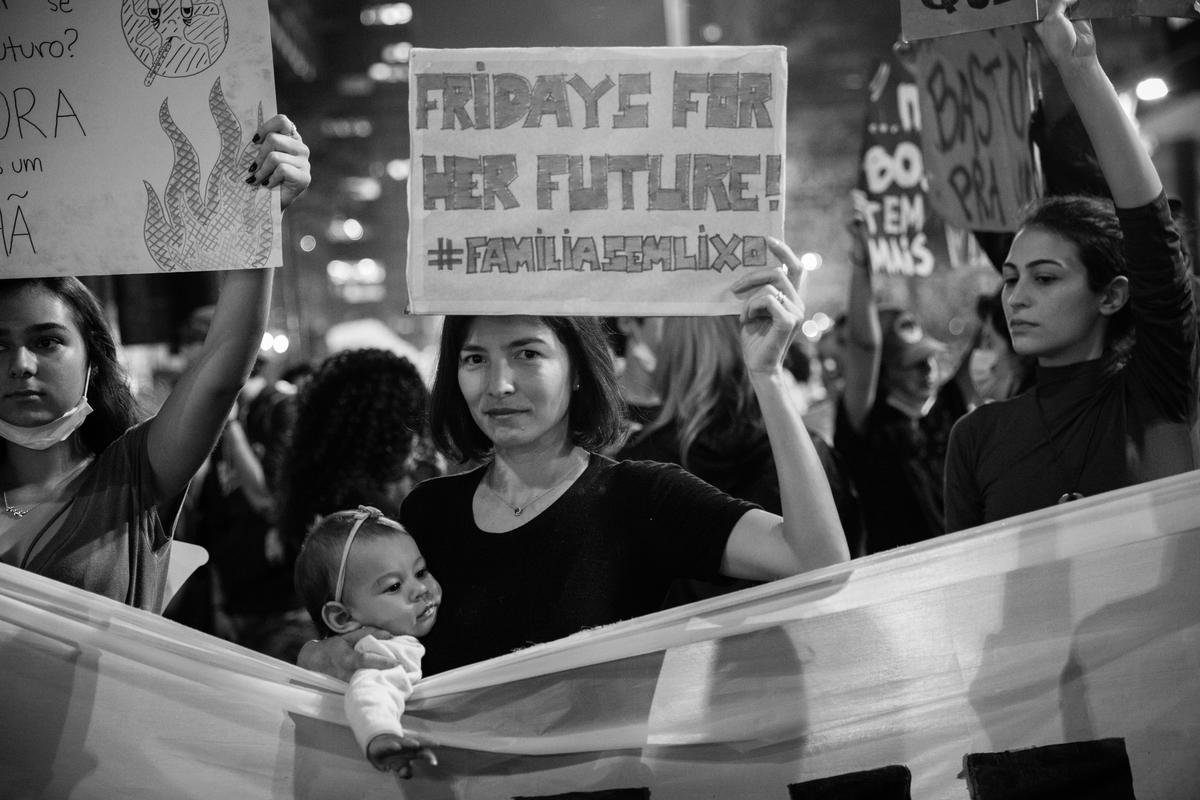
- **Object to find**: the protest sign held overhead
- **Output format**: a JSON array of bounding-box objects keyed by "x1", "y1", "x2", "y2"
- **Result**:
[
  {"x1": 914, "y1": 27, "x2": 1041, "y2": 232},
  {"x1": 900, "y1": 0, "x2": 1200, "y2": 43},
  {"x1": 853, "y1": 51, "x2": 993, "y2": 277},
  {"x1": 406, "y1": 46, "x2": 786, "y2": 316},
  {"x1": 0, "y1": 0, "x2": 280, "y2": 278}
]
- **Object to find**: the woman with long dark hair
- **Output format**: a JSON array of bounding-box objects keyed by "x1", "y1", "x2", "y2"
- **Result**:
[
  {"x1": 0, "y1": 115, "x2": 310, "y2": 610},
  {"x1": 944, "y1": 0, "x2": 1197, "y2": 531}
]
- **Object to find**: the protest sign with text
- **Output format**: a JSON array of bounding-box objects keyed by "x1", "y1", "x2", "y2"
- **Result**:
[
  {"x1": 406, "y1": 46, "x2": 786, "y2": 316},
  {"x1": 914, "y1": 27, "x2": 1041, "y2": 233},
  {"x1": 0, "y1": 0, "x2": 280, "y2": 278},
  {"x1": 900, "y1": 0, "x2": 1200, "y2": 43},
  {"x1": 853, "y1": 52, "x2": 993, "y2": 277}
]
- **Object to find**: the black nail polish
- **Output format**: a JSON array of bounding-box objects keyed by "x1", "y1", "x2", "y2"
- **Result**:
[
  {"x1": 248, "y1": 162, "x2": 258, "y2": 173},
  {"x1": 251, "y1": 133, "x2": 261, "y2": 144},
  {"x1": 245, "y1": 175, "x2": 256, "y2": 185},
  {"x1": 260, "y1": 178, "x2": 269, "y2": 186}
]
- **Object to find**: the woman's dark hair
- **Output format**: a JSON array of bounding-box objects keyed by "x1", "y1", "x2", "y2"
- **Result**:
[
  {"x1": 1018, "y1": 194, "x2": 1132, "y2": 347},
  {"x1": 0, "y1": 278, "x2": 141, "y2": 454},
  {"x1": 976, "y1": 290, "x2": 1014, "y2": 350},
  {"x1": 429, "y1": 316, "x2": 625, "y2": 463},
  {"x1": 279, "y1": 349, "x2": 439, "y2": 546}
]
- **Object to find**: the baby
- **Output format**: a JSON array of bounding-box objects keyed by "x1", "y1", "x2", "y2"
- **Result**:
[{"x1": 295, "y1": 506, "x2": 441, "y2": 775}]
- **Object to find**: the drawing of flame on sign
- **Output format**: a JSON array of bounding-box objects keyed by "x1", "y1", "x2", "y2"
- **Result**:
[
  {"x1": 122, "y1": 0, "x2": 229, "y2": 87},
  {"x1": 142, "y1": 79, "x2": 273, "y2": 273}
]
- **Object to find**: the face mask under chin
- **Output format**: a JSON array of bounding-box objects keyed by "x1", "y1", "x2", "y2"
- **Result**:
[{"x1": 0, "y1": 392, "x2": 93, "y2": 451}]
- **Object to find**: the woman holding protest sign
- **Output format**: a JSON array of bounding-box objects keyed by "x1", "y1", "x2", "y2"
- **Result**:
[
  {"x1": 298, "y1": 236, "x2": 850, "y2": 679},
  {"x1": 944, "y1": 0, "x2": 1197, "y2": 531},
  {"x1": 0, "y1": 114, "x2": 310, "y2": 611}
]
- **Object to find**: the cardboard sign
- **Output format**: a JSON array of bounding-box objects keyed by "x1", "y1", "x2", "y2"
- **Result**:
[
  {"x1": 852, "y1": 53, "x2": 993, "y2": 277},
  {"x1": 0, "y1": 0, "x2": 280, "y2": 278},
  {"x1": 914, "y1": 28, "x2": 1041, "y2": 233},
  {"x1": 406, "y1": 46, "x2": 786, "y2": 316},
  {"x1": 901, "y1": 0, "x2": 1200, "y2": 43}
]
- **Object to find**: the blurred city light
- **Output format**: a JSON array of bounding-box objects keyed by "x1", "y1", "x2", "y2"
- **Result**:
[
  {"x1": 368, "y1": 62, "x2": 410, "y2": 83},
  {"x1": 1135, "y1": 76, "x2": 1169, "y2": 101},
  {"x1": 799, "y1": 252, "x2": 824, "y2": 271},
  {"x1": 299, "y1": 235, "x2": 317, "y2": 253},
  {"x1": 382, "y1": 41, "x2": 413, "y2": 63},
  {"x1": 272, "y1": 334, "x2": 291, "y2": 355},
  {"x1": 326, "y1": 258, "x2": 386, "y2": 286},
  {"x1": 386, "y1": 159, "x2": 411, "y2": 181},
  {"x1": 361, "y1": 3, "x2": 413, "y2": 26},
  {"x1": 801, "y1": 319, "x2": 822, "y2": 340},
  {"x1": 341, "y1": 177, "x2": 383, "y2": 202},
  {"x1": 319, "y1": 117, "x2": 373, "y2": 137}
]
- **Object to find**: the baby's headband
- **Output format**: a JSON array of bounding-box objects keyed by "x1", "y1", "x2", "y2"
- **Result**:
[{"x1": 332, "y1": 505, "x2": 385, "y2": 604}]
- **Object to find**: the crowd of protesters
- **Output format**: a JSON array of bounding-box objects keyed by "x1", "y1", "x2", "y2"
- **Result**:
[{"x1": 1, "y1": 0, "x2": 1197, "y2": 779}]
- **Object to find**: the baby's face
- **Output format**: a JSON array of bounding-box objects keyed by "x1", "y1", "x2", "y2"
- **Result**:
[{"x1": 341, "y1": 533, "x2": 441, "y2": 638}]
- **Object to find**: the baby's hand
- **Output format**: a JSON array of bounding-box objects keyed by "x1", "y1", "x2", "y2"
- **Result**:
[{"x1": 366, "y1": 733, "x2": 438, "y2": 779}]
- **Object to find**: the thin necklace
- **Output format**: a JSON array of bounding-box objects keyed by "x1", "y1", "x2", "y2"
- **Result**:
[
  {"x1": 482, "y1": 465, "x2": 582, "y2": 517},
  {"x1": 2, "y1": 456, "x2": 94, "y2": 521},
  {"x1": 3, "y1": 490, "x2": 35, "y2": 518}
]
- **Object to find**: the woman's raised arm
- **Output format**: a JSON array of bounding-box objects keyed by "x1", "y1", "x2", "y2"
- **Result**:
[
  {"x1": 720, "y1": 237, "x2": 851, "y2": 580},
  {"x1": 1036, "y1": 0, "x2": 1161, "y2": 208},
  {"x1": 147, "y1": 115, "x2": 311, "y2": 502}
]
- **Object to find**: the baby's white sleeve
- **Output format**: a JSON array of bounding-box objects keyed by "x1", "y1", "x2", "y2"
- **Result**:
[{"x1": 344, "y1": 634, "x2": 425, "y2": 754}]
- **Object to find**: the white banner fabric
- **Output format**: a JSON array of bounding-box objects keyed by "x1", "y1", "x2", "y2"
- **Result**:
[{"x1": 2, "y1": 471, "x2": 1199, "y2": 799}]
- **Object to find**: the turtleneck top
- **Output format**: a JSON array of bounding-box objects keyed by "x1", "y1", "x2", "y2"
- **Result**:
[{"x1": 945, "y1": 193, "x2": 1198, "y2": 532}]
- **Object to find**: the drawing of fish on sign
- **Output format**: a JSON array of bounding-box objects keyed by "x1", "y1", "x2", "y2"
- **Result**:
[
  {"x1": 121, "y1": 0, "x2": 229, "y2": 87},
  {"x1": 142, "y1": 79, "x2": 273, "y2": 273}
]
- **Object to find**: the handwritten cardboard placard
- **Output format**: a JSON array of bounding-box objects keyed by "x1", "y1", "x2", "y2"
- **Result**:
[
  {"x1": 406, "y1": 46, "x2": 786, "y2": 316},
  {"x1": 914, "y1": 28, "x2": 1041, "y2": 233},
  {"x1": 852, "y1": 53, "x2": 993, "y2": 277},
  {"x1": 853, "y1": 54, "x2": 936, "y2": 277},
  {"x1": 0, "y1": 0, "x2": 280, "y2": 278},
  {"x1": 901, "y1": 0, "x2": 1200, "y2": 43}
]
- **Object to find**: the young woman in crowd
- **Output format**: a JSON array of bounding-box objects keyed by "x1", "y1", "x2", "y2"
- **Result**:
[
  {"x1": 617, "y1": 314, "x2": 863, "y2": 579},
  {"x1": 0, "y1": 115, "x2": 311, "y2": 611},
  {"x1": 300, "y1": 238, "x2": 850, "y2": 678},
  {"x1": 944, "y1": 0, "x2": 1197, "y2": 531}
]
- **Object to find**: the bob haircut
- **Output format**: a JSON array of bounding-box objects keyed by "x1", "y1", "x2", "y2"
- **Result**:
[
  {"x1": 429, "y1": 315, "x2": 625, "y2": 463},
  {"x1": 0, "y1": 277, "x2": 141, "y2": 454},
  {"x1": 1017, "y1": 194, "x2": 1132, "y2": 347}
]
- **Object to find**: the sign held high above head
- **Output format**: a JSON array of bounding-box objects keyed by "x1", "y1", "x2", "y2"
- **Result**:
[
  {"x1": 406, "y1": 46, "x2": 787, "y2": 316},
  {"x1": 0, "y1": 0, "x2": 280, "y2": 278},
  {"x1": 899, "y1": 0, "x2": 1200, "y2": 42}
]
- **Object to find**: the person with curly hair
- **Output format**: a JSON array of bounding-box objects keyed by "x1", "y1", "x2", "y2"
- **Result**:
[{"x1": 279, "y1": 348, "x2": 443, "y2": 550}]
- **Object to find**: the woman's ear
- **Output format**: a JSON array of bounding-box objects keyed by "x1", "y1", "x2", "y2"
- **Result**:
[
  {"x1": 1098, "y1": 276, "x2": 1130, "y2": 316},
  {"x1": 321, "y1": 601, "x2": 358, "y2": 634}
]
